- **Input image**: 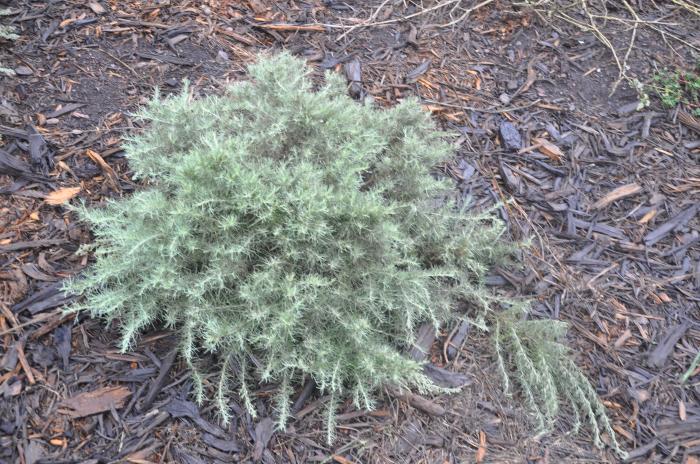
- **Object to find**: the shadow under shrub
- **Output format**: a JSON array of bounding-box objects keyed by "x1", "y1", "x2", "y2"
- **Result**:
[{"x1": 65, "y1": 53, "x2": 623, "y2": 454}]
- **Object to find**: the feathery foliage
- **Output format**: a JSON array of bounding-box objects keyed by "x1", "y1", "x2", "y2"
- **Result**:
[
  {"x1": 494, "y1": 310, "x2": 625, "y2": 455},
  {"x1": 66, "y1": 53, "x2": 622, "y2": 452},
  {"x1": 0, "y1": 9, "x2": 19, "y2": 77},
  {"x1": 0, "y1": 9, "x2": 18, "y2": 40},
  {"x1": 0, "y1": 24, "x2": 16, "y2": 40}
]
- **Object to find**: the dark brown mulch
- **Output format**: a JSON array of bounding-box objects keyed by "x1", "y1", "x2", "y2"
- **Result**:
[{"x1": 1, "y1": 1, "x2": 699, "y2": 463}]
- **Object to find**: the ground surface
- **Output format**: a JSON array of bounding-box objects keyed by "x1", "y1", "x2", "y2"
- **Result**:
[{"x1": 1, "y1": 1, "x2": 699, "y2": 463}]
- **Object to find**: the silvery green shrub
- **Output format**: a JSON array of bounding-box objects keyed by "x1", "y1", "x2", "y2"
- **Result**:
[{"x1": 66, "y1": 53, "x2": 622, "y2": 454}]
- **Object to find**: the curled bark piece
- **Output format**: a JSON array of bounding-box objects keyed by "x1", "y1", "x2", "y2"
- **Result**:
[{"x1": 385, "y1": 384, "x2": 445, "y2": 416}]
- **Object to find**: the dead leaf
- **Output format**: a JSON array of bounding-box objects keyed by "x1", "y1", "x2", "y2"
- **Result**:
[
  {"x1": 613, "y1": 424, "x2": 635, "y2": 441},
  {"x1": 476, "y1": 430, "x2": 487, "y2": 462},
  {"x1": 592, "y1": 183, "x2": 642, "y2": 209},
  {"x1": 45, "y1": 187, "x2": 81, "y2": 205},
  {"x1": 511, "y1": 56, "x2": 538, "y2": 99},
  {"x1": 639, "y1": 208, "x2": 657, "y2": 224},
  {"x1": 86, "y1": 149, "x2": 120, "y2": 190},
  {"x1": 5, "y1": 268, "x2": 28, "y2": 302},
  {"x1": 613, "y1": 329, "x2": 632, "y2": 349},
  {"x1": 58, "y1": 18, "x2": 75, "y2": 29},
  {"x1": 631, "y1": 389, "x2": 650, "y2": 403},
  {"x1": 679, "y1": 400, "x2": 687, "y2": 421},
  {"x1": 253, "y1": 417, "x2": 275, "y2": 461},
  {"x1": 24, "y1": 440, "x2": 45, "y2": 464},
  {"x1": 88, "y1": 2, "x2": 106, "y2": 14},
  {"x1": 678, "y1": 110, "x2": 700, "y2": 134},
  {"x1": 125, "y1": 443, "x2": 160, "y2": 463},
  {"x1": 0, "y1": 379, "x2": 22, "y2": 397},
  {"x1": 16, "y1": 340, "x2": 35, "y2": 384},
  {"x1": 58, "y1": 386, "x2": 131, "y2": 418},
  {"x1": 533, "y1": 137, "x2": 564, "y2": 162},
  {"x1": 49, "y1": 438, "x2": 66, "y2": 447},
  {"x1": 405, "y1": 60, "x2": 431, "y2": 84},
  {"x1": 247, "y1": 0, "x2": 268, "y2": 14},
  {"x1": 332, "y1": 456, "x2": 357, "y2": 464}
]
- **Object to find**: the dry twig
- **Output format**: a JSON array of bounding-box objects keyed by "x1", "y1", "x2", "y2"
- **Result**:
[{"x1": 325, "y1": 0, "x2": 496, "y2": 37}]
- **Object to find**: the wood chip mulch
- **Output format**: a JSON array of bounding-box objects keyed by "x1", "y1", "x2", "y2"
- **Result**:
[{"x1": 1, "y1": 1, "x2": 698, "y2": 463}]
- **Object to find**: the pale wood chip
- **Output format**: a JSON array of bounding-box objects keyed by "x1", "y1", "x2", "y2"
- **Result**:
[
  {"x1": 592, "y1": 183, "x2": 642, "y2": 209},
  {"x1": 45, "y1": 187, "x2": 81, "y2": 205}
]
